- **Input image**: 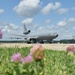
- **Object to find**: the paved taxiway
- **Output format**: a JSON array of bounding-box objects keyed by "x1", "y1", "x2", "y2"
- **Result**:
[{"x1": 0, "y1": 43, "x2": 74, "y2": 51}]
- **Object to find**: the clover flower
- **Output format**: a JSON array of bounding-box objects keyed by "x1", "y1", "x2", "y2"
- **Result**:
[
  {"x1": 21, "y1": 54, "x2": 33, "y2": 64},
  {"x1": 30, "y1": 44, "x2": 44, "y2": 60},
  {"x1": 66, "y1": 45, "x2": 75, "y2": 52},
  {"x1": 11, "y1": 53, "x2": 22, "y2": 62}
]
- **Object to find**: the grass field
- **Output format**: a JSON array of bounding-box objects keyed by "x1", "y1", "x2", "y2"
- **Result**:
[{"x1": 0, "y1": 47, "x2": 75, "y2": 75}]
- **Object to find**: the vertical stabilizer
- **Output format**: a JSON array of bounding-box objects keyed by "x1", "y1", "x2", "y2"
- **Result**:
[{"x1": 23, "y1": 24, "x2": 27, "y2": 31}]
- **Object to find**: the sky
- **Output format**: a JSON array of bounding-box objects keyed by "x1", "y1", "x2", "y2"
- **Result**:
[{"x1": 0, "y1": 0, "x2": 75, "y2": 40}]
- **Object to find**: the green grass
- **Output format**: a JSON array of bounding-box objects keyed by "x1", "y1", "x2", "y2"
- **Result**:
[{"x1": 0, "y1": 47, "x2": 75, "y2": 75}]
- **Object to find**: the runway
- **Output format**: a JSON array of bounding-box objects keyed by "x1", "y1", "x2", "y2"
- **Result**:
[{"x1": 0, "y1": 43, "x2": 74, "y2": 51}]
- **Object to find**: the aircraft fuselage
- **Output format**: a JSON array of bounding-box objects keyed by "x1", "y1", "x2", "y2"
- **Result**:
[{"x1": 25, "y1": 33, "x2": 58, "y2": 43}]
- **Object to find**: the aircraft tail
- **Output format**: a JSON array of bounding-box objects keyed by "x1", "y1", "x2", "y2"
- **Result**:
[{"x1": 23, "y1": 24, "x2": 31, "y2": 35}]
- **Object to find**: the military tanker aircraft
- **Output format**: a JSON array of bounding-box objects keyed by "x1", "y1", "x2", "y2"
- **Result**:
[{"x1": 12, "y1": 24, "x2": 58, "y2": 43}]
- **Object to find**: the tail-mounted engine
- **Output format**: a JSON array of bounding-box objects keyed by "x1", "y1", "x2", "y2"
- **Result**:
[{"x1": 23, "y1": 30, "x2": 31, "y2": 35}]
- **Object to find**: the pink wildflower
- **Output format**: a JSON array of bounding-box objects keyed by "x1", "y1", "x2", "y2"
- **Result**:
[
  {"x1": 0, "y1": 30, "x2": 2, "y2": 39},
  {"x1": 30, "y1": 44, "x2": 44, "y2": 60},
  {"x1": 66, "y1": 45, "x2": 75, "y2": 52},
  {"x1": 21, "y1": 54, "x2": 33, "y2": 64},
  {"x1": 11, "y1": 53, "x2": 22, "y2": 62}
]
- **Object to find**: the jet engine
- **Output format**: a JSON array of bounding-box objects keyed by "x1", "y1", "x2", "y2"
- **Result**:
[
  {"x1": 23, "y1": 23, "x2": 31, "y2": 35},
  {"x1": 23, "y1": 30, "x2": 31, "y2": 35}
]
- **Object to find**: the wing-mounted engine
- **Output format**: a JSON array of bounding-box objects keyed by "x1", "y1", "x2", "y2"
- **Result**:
[
  {"x1": 25, "y1": 37, "x2": 37, "y2": 43},
  {"x1": 23, "y1": 30, "x2": 31, "y2": 35}
]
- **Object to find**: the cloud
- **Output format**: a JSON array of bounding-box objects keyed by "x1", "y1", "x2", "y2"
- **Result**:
[
  {"x1": 41, "y1": 2, "x2": 61, "y2": 15},
  {"x1": 13, "y1": 0, "x2": 41, "y2": 18},
  {"x1": 37, "y1": 24, "x2": 56, "y2": 34},
  {"x1": 9, "y1": 23, "x2": 19, "y2": 30},
  {"x1": 72, "y1": 7, "x2": 75, "y2": 10},
  {"x1": 56, "y1": 18, "x2": 75, "y2": 39},
  {"x1": 2, "y1": 26, "x2": 11, "y2": 32},
  {"x1": 1, "y1": 23, "x2": 19, "y2": 33},
  {"x1": 45, "y1": 19, "x2": 51, "y2": 23},
  {"x1": 38, "y1": 26, "x2": 44, "y2": 30},
  {"x1": 57, "y1": 20, "x2": 67, "y2": 26},
  {"x1": 0, "y1": 22, "x2": 24, "y2": 39},
  {"x1": 73, "y1": 27, "x2": 75, "y2": 30},
  {"x1": 56, "y1": 25, "x2": 72, "y2": 40},
  {"x1": 57, "y1": 8, "x2": 68, "y2": 14},
  {"x1": 22, "y1": 18, "x2": 33, "y2": 25},
  {"x1": 61, "y1": 34, "x2": 72, "y2": 39},
  {"x1": 0, "y1": 8, "x2": 4, "y2": 14},
  {"x1": 57, "y1": 18, "x2": 75, "y2": 27},
  {"x1": 68, "y1": 18, "x2": 75, "y2": 22}
]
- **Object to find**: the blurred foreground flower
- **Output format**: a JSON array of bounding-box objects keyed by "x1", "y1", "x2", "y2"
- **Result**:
[
  {"x1": 30, "y1": 44, "x2": 44, "y2": 61},
  {"x1": 10, "y1": 44, "x2": 45, "y2": 75},
  {"x1": 11, "y1": 53, "x2": 22, "y2": 62},
  {"x1": 66, "y1": 45, "x2": 75, "y2": 53},
  {"x1": 21, "y1": 54, "x2": 33, "y2": 65}
]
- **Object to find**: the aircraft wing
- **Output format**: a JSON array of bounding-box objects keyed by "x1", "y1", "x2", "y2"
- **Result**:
[
  {"x1": 11, "y1": 34, "x2": 27, "y2": 37},
  {"x1": 11, "y1": 34, "x2": 38, "y2": 39}
]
